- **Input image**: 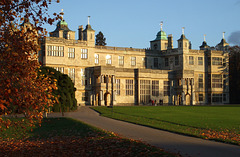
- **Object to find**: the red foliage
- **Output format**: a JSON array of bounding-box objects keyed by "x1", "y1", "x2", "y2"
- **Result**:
[
  {"x1": 0, "y1": 0, "x2": 60, "y2": 129},
  {"x1": 0, "y1": 136, "x2": 180, "y2": 157}
]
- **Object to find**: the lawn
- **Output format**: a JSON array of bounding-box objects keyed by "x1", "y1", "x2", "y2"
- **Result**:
[
  {"x1": 0, "y1": 117, "x2": 179, "y2": 157},
  {"x1": 92, "y1": 105, "x2": 240, "y2": 145}
]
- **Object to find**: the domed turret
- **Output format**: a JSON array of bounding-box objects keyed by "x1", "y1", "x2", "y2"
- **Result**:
[
  {"x1": 155, "y1": 30, "x2": 168, "y2": 40},
  {"x1": 150, "y1": 22, "x2": 169, "y2": 51},
  {"x1": 49, "y1": 10, "x2": 75, "y2": 40},
  {"x1": 215, "y1": 32, "x2": 229, "y2": 51},
  {"x1": 200, "y1": 34, "x2": 210, "y2": 50}
]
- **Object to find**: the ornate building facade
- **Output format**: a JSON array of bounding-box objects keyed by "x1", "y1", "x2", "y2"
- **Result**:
[{"x1": 39, "y1": 18, "x2": 229, "y2": 106}]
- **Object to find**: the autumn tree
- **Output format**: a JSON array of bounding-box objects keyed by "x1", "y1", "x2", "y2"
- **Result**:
[
  {"x1": 0, "y1": 0, "x2": 61, "y2": 130},
  {"x1": 39, "y1": 67, "x2": 77, "y2": 113},
  {"x1": 95, "y1": 31, "x2": 107, "y2": 46},
  {"x1": 229, "y1": 46, "x2": 240, "y2": 104}
]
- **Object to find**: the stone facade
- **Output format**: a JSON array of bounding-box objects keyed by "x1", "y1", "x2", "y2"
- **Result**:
[{"x1": 39, "y1": 19, "x2": 229, "y2": 106}]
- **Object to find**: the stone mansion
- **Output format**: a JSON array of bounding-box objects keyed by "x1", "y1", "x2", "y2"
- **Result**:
[{"x1": 38, "y1": 18, "x2": 229, "y2": 106}]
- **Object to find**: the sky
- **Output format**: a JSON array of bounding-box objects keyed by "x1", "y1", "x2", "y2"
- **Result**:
[{"x1": 44, "y1": 0, "x2": 240, "y2": 49}]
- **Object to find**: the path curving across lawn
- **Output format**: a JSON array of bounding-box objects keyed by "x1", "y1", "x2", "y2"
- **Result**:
[{"x1": 92, "y1": 105, "x2": 240, "y2": 145}]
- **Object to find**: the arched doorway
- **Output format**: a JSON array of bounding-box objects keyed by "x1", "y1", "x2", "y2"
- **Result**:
[
  {"x1": 95, "y1": 93, "x2": 99, "y2": 106},
  {"x1": 186, "y1": 94, "x2": 191, "y2": 105},
  {"x1": 104, "y1": 92, "x2": 111, "y2": 106}
]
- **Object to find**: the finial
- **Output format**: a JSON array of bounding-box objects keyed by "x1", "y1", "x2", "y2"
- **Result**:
[
  {"x1": 160, "y1": 21, "x2": 163, "y2": 31},
  {"x1": 182, "y1": 27, "x2": 185, "y2": 35},
  {"x1": 61, "y1": 9, "x2": 64, "y2": 20},
  {"x1": 88, "y1": 16, "x2": 90, "y2": 25},
  {"x1": 204, "y1": 34, "x2": 206, "y2": 42},
  {"x1": 223, "y1": 32, "x2": 225, "y2": 39}
]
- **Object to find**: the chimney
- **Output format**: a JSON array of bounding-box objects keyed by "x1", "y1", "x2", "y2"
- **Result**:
[
  {"x1": 167, "y1": 34, "x2": 173, "y2": 50},
  {"x1": 78, "y1": 25, "x2": 83, "y2": 40}
]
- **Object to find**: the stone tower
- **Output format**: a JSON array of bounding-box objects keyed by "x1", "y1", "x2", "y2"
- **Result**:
[{"x1": 150, "y1": 22, "x2": 168, "y2": 50}]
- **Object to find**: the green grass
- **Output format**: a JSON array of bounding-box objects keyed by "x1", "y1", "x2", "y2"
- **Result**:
[
  {"x1": 92, "y1": 105, "x2": 240, "y2": 145},
  {"x1": 0, "y1": 117, "x2": 105, "y2": 141},
  {"x1": 0, "y1": 118, "x2": 178, "y2": 157}
]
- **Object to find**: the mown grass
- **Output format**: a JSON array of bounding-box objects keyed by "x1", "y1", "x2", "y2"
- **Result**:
[
  {"x1": 92, "y1": 105, "x2": 240, "y2": 145},
  {"x1": 0, "y1": 118, "x2": 179, "y2": 157}
]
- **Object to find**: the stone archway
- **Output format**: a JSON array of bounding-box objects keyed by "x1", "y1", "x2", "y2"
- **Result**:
[
  {"x1": 104, "y1": 92, "x2": 111, "y2": 106},
  {"x1": 186, "y1": 94, "x2": 191, "y2": 105},
  {"x1": 95, "y1": 93, "x2": 99, "y2": 106}
]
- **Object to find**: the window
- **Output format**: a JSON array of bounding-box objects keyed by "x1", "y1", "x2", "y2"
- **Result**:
[
  {"x1": 68, "y1": 48, "x2": 75, "y2": 58},
  {"x1": 164, "y1": 81, "x2": 170, "y2": 96},
  {"x1": 223, "y1": 94, "x2": 227, "y2": 102},
  {"x1": 82, "y1": 92, "x2": 85, "y2": 101},
  {"x1": 212, "y1": 57, "x2": 222, "y2": 65},
  {"x1": 106, "y1": 55, "x2": 112, "y2": 65},
  {"x1": 153, "y1": 58, "x2": 158, "y2": 68},
  {"x1": 199, "y1": 94, "x2": 203, "y2": 101},
  {"x1": 189, "y1": 56, "x2": 194, "y2": 65},
  {"x1": 198, "y1": 57, "x2": 203, "y2": 65},
  {"x1": 118, "y1": 56, "x2": 124, "y2": 66},
  {"x1": 212, "y1": 94, "x2": 222, "y2": 103},
  {"x1": 142, "y1": 57, "x2": 146, "y2": 67},
  {"x1": 80, "y1": 68, "x2": 85, "y2": 86},
  {"x1": 47, "y1": 45, "x2": 64, "y2": 57},
  {"x1": 212, "y1": 74, "x2": 222, "y2": 88},
  {"x1": 223, "y1": 58, "x2": 226, "y2": 67},
  {"x1": 82, "y1": 92, "x2": 88, "y2": 101},
  {"x1": 152, "y1": 80, "x2": 159, "y2": 96},
  {"x1": 54, "y1": 67, "x2": 64, "y2": 73},
  {"x1": 116, "y1": 79, "x2": 120, "y2": 95},
  {"x1": 140, "y1": 80, "x2": 150, "y2": 103},
  {"x1": 198, "y1": 74, "x2": 203, "y2": 88},
  {"x1": 165, "y1": 58, "x2": 169, "y2": 67},
  {"x1": 131, "y1": 57, "x2": 136, "y2": 66},
  {"x1": 126, "y1": 79, "x2": 133, "y2": 96},
  {"x1": 68, "y1": 68, "x2": 75, "y2": 83},
  {"x1": 94, "y1": 54, "x2": 99, "y2": 64},
  {"x1": 81, "y1": 49, "x2": 88, "y2": 59},
  {"x1": 175, "y1": 56, "x2": 179, "y2": 66}
]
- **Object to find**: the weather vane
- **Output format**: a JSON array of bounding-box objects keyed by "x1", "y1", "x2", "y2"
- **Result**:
[
  {"x1": 182, "y1": 27, "x2": 185, "y2": 35},
  {"x1": 88, "y1": 16, "x2": 91, "y2": 25},
  {"x1": 61, "y1": 9, "x2": 64, "y2": 20},
  {"x1": 160, "y1": 21, "x2": 163, "y2": 31}
]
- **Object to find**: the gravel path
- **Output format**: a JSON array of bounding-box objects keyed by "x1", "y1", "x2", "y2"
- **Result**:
[{"x1": 47, "y1": 107, "x2": 240, "y2": 157}]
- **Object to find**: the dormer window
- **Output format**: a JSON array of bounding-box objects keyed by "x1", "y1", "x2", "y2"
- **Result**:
[
  {"x1": 154, "y1": 44, "x2": 158, "y2": 50},
  {"x1": 179, "y1": 41, "x2": 182, "y2": 48}
]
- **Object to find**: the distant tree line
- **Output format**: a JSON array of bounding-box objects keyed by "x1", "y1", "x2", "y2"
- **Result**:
[
  {"x1": 229, "y1": 46, "x2": 240, "y2": 104},
  {"x1": 96, "y1": 31, "x2": 106, "y2": 46}
]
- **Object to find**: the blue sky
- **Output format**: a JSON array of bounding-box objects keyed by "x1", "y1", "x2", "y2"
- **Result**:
[{"x1": 45, "y1": 0, "x2": 240, "y2": 49}]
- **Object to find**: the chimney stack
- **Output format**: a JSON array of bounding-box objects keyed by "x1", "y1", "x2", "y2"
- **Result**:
[
  {"x1": 78, "y1": 25, "x2": 83, "y2": 40},
  {"x1": 167, "y1": 34, "x2": 173, "y2": 50}
]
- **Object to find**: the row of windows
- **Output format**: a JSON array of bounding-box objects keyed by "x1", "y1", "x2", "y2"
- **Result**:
[
  {"x1": 94, "y1": 55, "x2": 138, "y2": 66},
  {"x1": 47, "y1": 46, "x2": 88, "y2": 59},
  {"x1": 115, "y1": 79, "x2": 169, "y2": 98},
  {"x1": 198, "y1": 93, "x2": 227, "y2": 103},
  {"x1": 164, "y1": 56, "x2": 223, "y2": 67},
  {"x1": 188, "y1": 56, "x2": 223, "y2": 66},
  {"x1": 47, "y1": 46, "x2": 64, "y2": 56},
  {"x1": 48, "y1": 46, "x2": 224, "y2": 68}
]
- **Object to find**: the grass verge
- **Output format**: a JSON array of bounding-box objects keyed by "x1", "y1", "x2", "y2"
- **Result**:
[
  {"x1": 92, "y1": 105, "x2": 240, "y2": 145},
  {"x1": 0, "y1": 117, "x2": 180, "y2": 157}
]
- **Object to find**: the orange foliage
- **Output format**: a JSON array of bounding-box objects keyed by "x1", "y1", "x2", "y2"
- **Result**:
[
  {"x1": 200, "y1": 129, "x2": 240, "y2": 145},
  {"x1": 0, "y1": 0, "x2": 60, "y2": 129}
]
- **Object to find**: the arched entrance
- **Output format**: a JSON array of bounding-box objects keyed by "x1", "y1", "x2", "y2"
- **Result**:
[
  {"x1": 186, "y1": 94, "x2": 191, "y2": 105},
  {"x1": 95, "y1": 93, "x2": 99, "y2": 106},
  {"x1": 104, "y1": 92, "x2": 111, "y2": 106}
]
